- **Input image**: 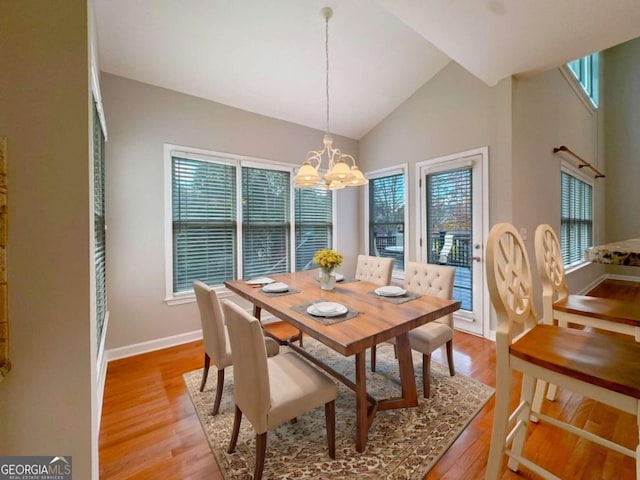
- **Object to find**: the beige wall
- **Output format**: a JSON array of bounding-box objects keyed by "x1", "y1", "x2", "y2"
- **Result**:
[
  {"x1": 101, "y1": 73, "x2": 360, "y2": 349},
  {"x1": 603, "y1": 37, "x2": 640, "y2": 277},
  {"x1": 359, "y1": 60, "x2": 607, "y2": 331},
  {"x1": 359, "y1": 62, "x2": 513, "y2": 260},
  {"x1": 0, "y1": 1, "x2": 97, "y2": 478},
  {"x1": 512, "y1": 67, "x2": 606, "y2": 296}
]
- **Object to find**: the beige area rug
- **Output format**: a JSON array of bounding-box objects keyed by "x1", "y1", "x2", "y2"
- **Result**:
[{"x1": 184, "y1": 339, "x2": 494, "y2": 480}]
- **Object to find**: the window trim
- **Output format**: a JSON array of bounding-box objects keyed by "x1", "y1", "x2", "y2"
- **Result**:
[
  {"x1": 163, "y1": 144, "x2": 335, "y2": 304},
  {"x1": 363, "y1": 164, "x2": 409, "y2": 279},
  {"x1": 560, "y1": 160, "x2": 595, "y2": 272}
]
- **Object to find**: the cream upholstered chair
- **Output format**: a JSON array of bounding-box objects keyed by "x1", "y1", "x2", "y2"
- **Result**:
[
  {"x1": 485, "y1": 223, "x2": 640, "y2": 479},
  {"x1": 356, "y1": 254, "x2": 394, "y2": 371},
  {"x1": 372, "y1": 262, "x2": 456, "y2": 398},
  {"x1": 222, "y1": 300, "x2": 337, "y2": 480},
  {"x1": 355, "y1": 254, "x2": 394, "y2": 286},
  {"x1": 193, "y1": 280, "x2": 279, "y2": 415}
]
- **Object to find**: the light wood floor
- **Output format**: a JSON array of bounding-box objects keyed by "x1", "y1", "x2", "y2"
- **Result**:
[{"x1": 99, "y1": 279, "x2": 640, "y2": 479}]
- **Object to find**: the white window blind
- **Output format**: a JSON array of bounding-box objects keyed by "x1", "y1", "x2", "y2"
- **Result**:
[
  {"x1": 561, "y1": 170, "x2": 593, "y2": 266},
  {"x1": 368, "y1": 172, "x2": 405, "y2": 272},
  {"x1": 295, "y1": 188, "x2": 333, "y2": 271},
  {"x1": 242, "y1": 166, "x2": 291, "y2": 278},
  {"x1": 172, "y1": 156, "x2": 237, "y2": 292},
  {"x1": 93, "y1": 97, "x2": 107, "y2": 351}
]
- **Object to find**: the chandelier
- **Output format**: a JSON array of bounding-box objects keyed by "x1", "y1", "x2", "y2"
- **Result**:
[{"x1": 294, "y1": 7, "x2": 368, "y2": 190}]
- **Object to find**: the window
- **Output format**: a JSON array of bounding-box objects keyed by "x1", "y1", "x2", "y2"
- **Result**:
[
  {"x1": 93, "y1": 96, "x2": 107, "y2": 351},
  {"x1": 561, "y1": 168, "x2": 593, "y2": 267},
  {"x1": 295, "y1": 188, "x2": 333, "y2": 271},
  {"x1": 167, "y1": 146, "x2": 333, "y2": 298},
  {"x1": 366, "y1": 167, "x2": 407, "y2": 274},
  {"x1": 567, "y1": 53, "x2": 599, "y2": 107}
]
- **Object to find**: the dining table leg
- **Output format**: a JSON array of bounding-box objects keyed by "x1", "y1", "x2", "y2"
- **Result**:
[{"x1": 355, "y1": 350, "x2": 368, "y2": 452}]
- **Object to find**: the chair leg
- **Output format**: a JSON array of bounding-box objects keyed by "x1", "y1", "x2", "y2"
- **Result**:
[
  {"x1": 423, "y1": 353, "x2": 431, "y2": 398},
  {"x1": 486, "y1": 363, "x2": 513, "y2": 480},
  {"x1": 199, "y1": 353, "x2": 211, "y2": 392},
  {"x1": 445, "y1": 340, "x2": 455, "y2": 376},
  {"x1": 254, "y1": 432, "x2": 267, "y2": 480},
  {"x1": 508, "y1": 373, "x2": 536, "y2": 472},
  {"x1": 325, "y1": 400, "x2": 336, "y2": 459},
  {"x1": 227, "y1": 405, "x2": 242, "y2": 454},
  {"x1": 212, "y1": 367, "x2": 225, "y2": 415},
  {"x1": 371, "y1": 345, "x2": 377, "y2": 372}
]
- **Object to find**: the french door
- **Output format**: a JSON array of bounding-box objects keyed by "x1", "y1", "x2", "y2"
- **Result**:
[{"x1": 416, "y1": 147, "x2": 488, "y2": 336}]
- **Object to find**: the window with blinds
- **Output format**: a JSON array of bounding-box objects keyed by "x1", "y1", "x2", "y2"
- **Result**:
[
  {"x1": 93, "y1": 98, "x2": 107, "y2": 351},
  {"x1": 561, "y1": 170, "x2": 593, "y2": 266},
  {"x1": 242, "y1": 166, "x2": 290, "y2": 278},
  {"x1": 172, "y1": 156, "x2": 237, "y2": 292},
  {"x1": 368, "y1": 172, "x2": 405, "y2": 272},
  {"x1": 426, "y1": 168, "x2": 472, "y2": 265},
  {"x1": 169, "y1": 147, "x2": 331, "y2": 296},
  {"x1": 295, "y1": 188, "x2": 333, "y2": 271}
]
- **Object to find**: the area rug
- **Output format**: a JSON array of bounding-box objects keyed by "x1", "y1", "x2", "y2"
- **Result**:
[{"x1": 183, "y1": 339, "x2": 494, "y2": 479}]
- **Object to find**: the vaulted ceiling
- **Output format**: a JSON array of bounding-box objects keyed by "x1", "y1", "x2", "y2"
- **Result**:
[{"x1": 95, "y1": 0, "x2": 640, "y2": 139}]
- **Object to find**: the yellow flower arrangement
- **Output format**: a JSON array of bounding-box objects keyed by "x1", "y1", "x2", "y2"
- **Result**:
[{"x1": 313, "y1": 249, "x2": 344, "y2": 270}]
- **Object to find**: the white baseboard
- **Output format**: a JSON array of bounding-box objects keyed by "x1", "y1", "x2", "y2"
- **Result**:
[
  {"x1": 105, "y1": 329, "x2": 204, "y2": 362},
  {"x1": 604, "y1": 273, "x2": 640, "y2": 283}
]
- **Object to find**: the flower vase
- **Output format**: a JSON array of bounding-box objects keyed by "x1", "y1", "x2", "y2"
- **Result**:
[{"x1": 319, "y1": 267, "x2": 336, "y2": 291}]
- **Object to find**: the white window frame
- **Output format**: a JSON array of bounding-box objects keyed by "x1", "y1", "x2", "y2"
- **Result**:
[
  {"x1": 561, "y1": 160, "x2": 595, "y2": 273},
  {"x1": 163, "y1": 144, "x2": 335, "y2": 304},
  {"x1": 363, "y1": 164, "x2": 409, "y2": 280}
]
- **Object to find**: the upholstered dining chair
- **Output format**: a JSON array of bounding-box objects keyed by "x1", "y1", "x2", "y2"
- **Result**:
[
  {"x1": 371, "y1": 261, "x2": 456, "y2": 398},
  {"x1": 356, "y1": 254, "x2": 394, "y2": 371},
  {"x1": 221, "y1": 299, "x2": 337, "y2": 480},
  {"x1": 485, "y1": 222, "x2": 640, "y2": 479},
  {"x1": 193, "y1": 280, "x2": 279, "y2": 415},
  {"x1": 355, "y1": 254, "x2": 394, "y2": 286}
]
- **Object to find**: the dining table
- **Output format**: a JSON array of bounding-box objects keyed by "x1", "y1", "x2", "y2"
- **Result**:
[{"x1": 225, "y1": 269, "x2": 461, "y2": 452}]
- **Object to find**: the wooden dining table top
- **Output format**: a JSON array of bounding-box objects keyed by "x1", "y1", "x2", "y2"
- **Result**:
[{"x1": 225, "y1": 269, "x2": 461, "y2": 357}]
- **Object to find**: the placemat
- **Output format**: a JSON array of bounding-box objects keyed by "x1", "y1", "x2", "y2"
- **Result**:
[
  {"x1": 368, "y1": 290, "x2": 421, "y2": 305},
  {"x1": 291, "y1": 301, "x2": 360, "y2": 325},
  {"x1": 258, "y1": 287, "x2": 301, "y2": 298}
]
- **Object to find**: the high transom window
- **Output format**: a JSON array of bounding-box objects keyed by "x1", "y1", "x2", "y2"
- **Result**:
[{"x1": 567, "y1": 53, "x2": 599, "y2": 108}]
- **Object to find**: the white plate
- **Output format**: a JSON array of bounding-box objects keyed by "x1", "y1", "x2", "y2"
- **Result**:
[
  {"x1": 315, "y1": 272, "x2": 345, "y2": 282},
  {"x1": 246, "y1": 277, "x2": 275, "y2": 285},
  {"x1": 261, "y1": 282, "x2": 289, "y2": 293},
  {"x1": 374, "y1": 286, "x2": 407, "y2": 297},
  {"x1": 307, "y1": 302, "x2": 348, "y2": 317}
]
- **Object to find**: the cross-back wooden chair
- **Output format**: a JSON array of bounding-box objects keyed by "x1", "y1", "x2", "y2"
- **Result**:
[{"x1": 485, "y1": 222, "x2": 640, "y2": 479}]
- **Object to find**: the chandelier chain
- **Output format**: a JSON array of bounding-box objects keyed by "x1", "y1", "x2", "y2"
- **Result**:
[{"x1": 325, "y1": 12, "x2": 330, "y2": 134}]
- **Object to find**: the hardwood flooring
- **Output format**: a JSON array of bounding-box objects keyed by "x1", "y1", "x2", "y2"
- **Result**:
[{"x1": 99, "y1": 279, "x2": 640, "y2": 479}]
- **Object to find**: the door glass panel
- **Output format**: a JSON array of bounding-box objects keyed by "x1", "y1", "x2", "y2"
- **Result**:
[{"x1": 426, "y1": 168, "x2": 472, "y2": 311}]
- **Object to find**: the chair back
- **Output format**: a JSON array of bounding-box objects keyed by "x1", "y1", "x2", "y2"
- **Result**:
[
  {"x1": 485, "y1": 223, "x2": 538, "y2": 352},
  {"x1": 355, "y1": 254, "x2": 394, "y2": 286},
  {"x1": 534, "y1": 224, "x2": 569, "y2": 324},
  {"x1": 404, "y1": 262, "x2": 455, "y2": 327},
  {"x1": 221, "y1": 299, "x2": 271, "y2": 433},
  {"x1": 193, "y1": 280, "x2": 232, "y2": 368}
]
